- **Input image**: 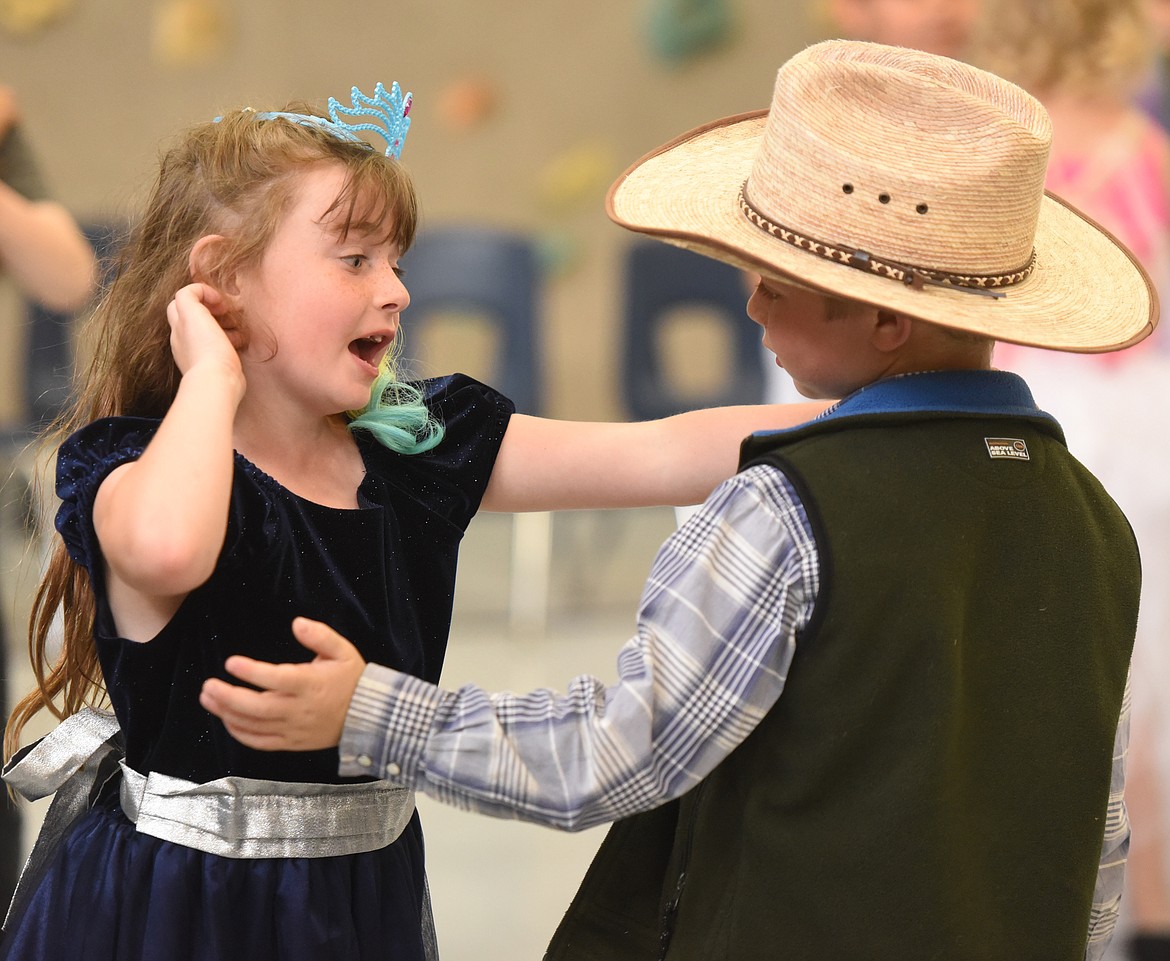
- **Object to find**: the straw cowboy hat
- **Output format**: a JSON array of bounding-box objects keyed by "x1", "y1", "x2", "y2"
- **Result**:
[{"x1": 607, "y1": 39, "x2": 1156, "y2": 352}]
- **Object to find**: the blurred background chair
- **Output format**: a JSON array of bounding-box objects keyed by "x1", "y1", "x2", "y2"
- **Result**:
[
  {"x1": 400, "y1": 225, "x2": 549, "y2": 630},
  {"x1": 403, "y1": 225, "x2": 543, "y2": 414},
  {"x1": 620, "y1": 238, "x2": 765, "y2": 421},
  {"x1": 618, "y1": 239, "x2": 769, "y2": 533}
]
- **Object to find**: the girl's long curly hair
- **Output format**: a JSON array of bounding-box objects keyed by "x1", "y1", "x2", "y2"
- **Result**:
[{"x1": 5, "y1": 105, "x2": 441, "y2": 761}]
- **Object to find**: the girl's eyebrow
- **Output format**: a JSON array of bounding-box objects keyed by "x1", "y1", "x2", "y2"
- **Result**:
[{"x1": 325, "y1": 218, "x2": 396, "y2": 246}]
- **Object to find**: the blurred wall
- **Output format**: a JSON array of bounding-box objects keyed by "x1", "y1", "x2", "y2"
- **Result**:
[{"x1": 1, "y1": 0, "x2": 821, "y2": 422}]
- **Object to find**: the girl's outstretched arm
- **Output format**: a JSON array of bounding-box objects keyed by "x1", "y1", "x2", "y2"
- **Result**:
[
  {"x1": 480, "y1": 401, "x2": 828, "y2": 512},
  {"x1": 94, "y1": 283, "x2": 245, "y2": 627}
]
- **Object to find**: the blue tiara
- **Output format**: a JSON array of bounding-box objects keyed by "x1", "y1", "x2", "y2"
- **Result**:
[{"x1": 245, "y1": 82, "x2": 413, "y2": 159}]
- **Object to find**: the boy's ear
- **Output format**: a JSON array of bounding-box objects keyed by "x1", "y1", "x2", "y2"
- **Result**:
[
  {"x1": 188, "y1": 234, "x2": 243, "y2": 301},
  {"x1": 871, "y1": 308, "x2": 913, "y2": 353}
]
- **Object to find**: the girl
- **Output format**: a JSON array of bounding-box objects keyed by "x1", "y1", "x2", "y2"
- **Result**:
[{"x1": 0, "y1": 87, "x2": 822, "y2": 961}]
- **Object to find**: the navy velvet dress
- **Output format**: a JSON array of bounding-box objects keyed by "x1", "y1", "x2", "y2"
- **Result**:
[{"x1": 0, "y1": 374, "x2": 514, "y2": 961}]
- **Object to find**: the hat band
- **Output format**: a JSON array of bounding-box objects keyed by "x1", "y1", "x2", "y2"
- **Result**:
[{"x1": 739, "y1": 185, "x2": 1035, "y2": 297}]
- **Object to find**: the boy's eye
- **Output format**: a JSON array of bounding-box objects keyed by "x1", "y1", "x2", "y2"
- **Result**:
[
  {"x1": 392, "y1": 264, "x2": 405, "y2": 279},
  {"x1": 343, "y1": 254, "x2": 365, "y2": 268}
]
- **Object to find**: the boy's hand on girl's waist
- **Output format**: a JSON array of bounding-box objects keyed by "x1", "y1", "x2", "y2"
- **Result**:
[{"x1": 199, "y1": 616, "x2": 367, "y2": 752}]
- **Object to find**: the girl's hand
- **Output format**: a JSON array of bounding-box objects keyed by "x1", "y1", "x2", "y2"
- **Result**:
[{"x1": 166, "y1": 282, "x2": 245, "y2": 383}]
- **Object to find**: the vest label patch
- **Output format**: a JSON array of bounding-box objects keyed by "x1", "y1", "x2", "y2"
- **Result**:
[{"x1": 985, "y1": 437, "x2": 1030, "y2": 460}]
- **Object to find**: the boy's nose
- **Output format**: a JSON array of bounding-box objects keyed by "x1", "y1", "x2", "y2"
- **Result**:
[{"x1": 746, "y1": 288, "x2": 767, "y2": 327}]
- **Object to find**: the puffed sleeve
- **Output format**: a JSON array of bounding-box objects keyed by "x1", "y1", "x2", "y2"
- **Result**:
[
  {"x1": 361, "y1": 374, "x2": 514, "y2": 531},
  {"x1": 54, "y1": 417, "x2": 160, "y2": 576}
]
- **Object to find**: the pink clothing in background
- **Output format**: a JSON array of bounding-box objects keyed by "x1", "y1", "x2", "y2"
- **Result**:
[{"x1": 999, "y1": 110, "x2": 1170, "y2": 367}]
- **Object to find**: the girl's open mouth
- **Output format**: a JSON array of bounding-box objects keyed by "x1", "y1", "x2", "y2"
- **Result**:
[{"x1": 349, "y1": 333, "x2": 392, "y2": 372}]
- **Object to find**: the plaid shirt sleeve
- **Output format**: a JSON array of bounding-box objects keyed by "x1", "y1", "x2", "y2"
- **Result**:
[
  {"x1": 1085, "y1": 674, "x2": 1131, "y2": 961},
  {"x1": 338, "y1": 464, "x2": 820, "y2": 831}
]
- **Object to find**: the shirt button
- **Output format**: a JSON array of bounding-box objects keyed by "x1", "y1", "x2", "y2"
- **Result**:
[
  {"x1": 357, "y1": 754, "x2": 373, "y2": 768},
  {"x1": 386, "y1": 762, "x2": 401, "y2": 777}
]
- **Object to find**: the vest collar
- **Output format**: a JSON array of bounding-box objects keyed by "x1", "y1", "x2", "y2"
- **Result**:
[
  {"x1": 822, "y1": 370, "x2": 1050, "y2": 422},
  {"x1": 751, "y1": 370, "x2": 1059, "y2": 445}
]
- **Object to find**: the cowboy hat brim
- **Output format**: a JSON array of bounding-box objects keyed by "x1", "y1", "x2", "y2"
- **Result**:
[{"x1": 607, "y1": 111, "x2": 1157, "y2": 353}]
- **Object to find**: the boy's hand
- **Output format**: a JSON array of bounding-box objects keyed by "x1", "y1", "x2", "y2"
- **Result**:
[{"x1": 199, "y1": 617, "x2": 367, "y2": 751}]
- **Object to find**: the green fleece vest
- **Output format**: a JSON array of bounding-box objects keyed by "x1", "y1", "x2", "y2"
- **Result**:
[{"x1": 547, "y1": 410, "x2": 1139, "y2": 961}]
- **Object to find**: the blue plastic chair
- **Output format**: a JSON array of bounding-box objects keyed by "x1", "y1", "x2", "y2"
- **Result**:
[
  {"x1": 620, "y1": 239, "x2": 765, "y2": 421},
  {"x1": 400, "y1": 226, "x2": 542, "y2": 415},
  {"x1": 399, "y1": 225, "x2": 549, "y2": 628}
]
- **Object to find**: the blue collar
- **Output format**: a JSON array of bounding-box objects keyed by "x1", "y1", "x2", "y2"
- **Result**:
[
  {"x1": 822, "y1": 370, "x2": 1048, "y2": 420},
  {"x1": 754, "y1": 370, "x2": 1057, "y2": 441}
]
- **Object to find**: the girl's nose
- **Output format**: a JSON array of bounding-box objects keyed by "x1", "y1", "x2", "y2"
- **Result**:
[{"x1": 381, "y1": 265, "x2": 410, "y2": 313}]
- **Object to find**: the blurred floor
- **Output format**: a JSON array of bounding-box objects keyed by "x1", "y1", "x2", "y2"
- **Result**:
[{"x1": 0, "y1": 480, "x2": 674, "y2": 961}]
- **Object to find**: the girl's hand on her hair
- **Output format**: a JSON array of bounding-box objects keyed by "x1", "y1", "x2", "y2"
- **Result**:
[{"x1": 167, "y1": 282, "x2": 246, "y2": 398}]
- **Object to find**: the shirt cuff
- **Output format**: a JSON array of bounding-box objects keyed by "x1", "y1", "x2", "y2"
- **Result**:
[{"x1": 338, "y1": 663, "x2": 445, "y2": 783}]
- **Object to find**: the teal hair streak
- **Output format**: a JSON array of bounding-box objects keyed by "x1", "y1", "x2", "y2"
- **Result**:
[{"x1": 348, "y1": 359, "x2": 445, "y2": 454}]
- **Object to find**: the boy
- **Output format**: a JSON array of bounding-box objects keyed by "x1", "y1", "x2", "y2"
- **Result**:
[{"x1": 201, "y1": 40, "x2": 1152, "y2": 959}]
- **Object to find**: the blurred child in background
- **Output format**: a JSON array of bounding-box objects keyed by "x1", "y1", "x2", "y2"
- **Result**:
[
  {"x1": 0, "y1": 84, "x2": 96, "y2": 313},
  {"x1": 822, "y1": 0, "x2": 979, "y2": 60},
  {"x1": 1138, "y1": 0, "x2": 1170, "y2": 132}
]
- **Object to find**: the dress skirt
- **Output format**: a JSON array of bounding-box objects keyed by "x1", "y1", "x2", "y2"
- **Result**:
[{"x1": 0, "y1": 790, "x2": 432, "y2": 961}]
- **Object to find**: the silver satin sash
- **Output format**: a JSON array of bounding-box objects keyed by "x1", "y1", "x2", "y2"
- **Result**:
[
  {"x1": 118, "y1": 761, "x2": 416, "y2": 858},
  {"x1": 3, "y1": 708, "x2": 420, "y2": 935},
  {"x1": 2, "y1": 707, "x2": 123, "y2": 931}
]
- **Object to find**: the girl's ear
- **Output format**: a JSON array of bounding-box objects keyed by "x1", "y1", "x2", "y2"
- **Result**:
[
  {"x1": 188, "y1": 234, "x2": 242, "y2": 302},
  {"x1": 189, "y1": 234, "x2": 249, "y2": 350}
]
